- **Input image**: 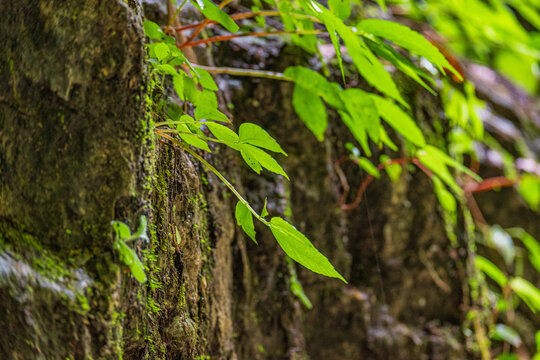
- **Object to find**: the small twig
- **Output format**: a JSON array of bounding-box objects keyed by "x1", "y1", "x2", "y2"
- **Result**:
[
  {"x1": 172, "y1": 11, "x2": 321, "y2": 32},
  {"x1": 181, "y1": 29, "x2": 324, "y2": 48},
  {"x1": 192, "y1": 64, "x2": 290, "y2": 80},
  {"x1": 180, "y1": 0, "x2": 233, "y2": 48}
]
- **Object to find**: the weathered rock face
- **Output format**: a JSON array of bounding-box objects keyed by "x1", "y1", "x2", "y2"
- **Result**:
[{"x1": 0, "y1": 1, "x2": 149, "y2": 358}]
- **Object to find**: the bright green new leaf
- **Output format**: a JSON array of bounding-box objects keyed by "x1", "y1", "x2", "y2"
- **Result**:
[
  {"x1": 356, "y1": 19, "x2": 462, "y2": 80},
  {"x1": 192, "y1": 0, "x2": 240, "y2": 33},
  {"x1": 239, "y1": 144, "x2": 289, "y2": 180},
  {"x1": 493, "y1": 324, "x2": 522, "y2": 347},
  {"x1": 154, "y1": 43, "x2": 170, "y2": 62},
  {"x1": 292, "y1": 85, "x2": 328, "y2": 141},
  {"x1": 111, "y1": 221, "x2": 131, "y2": 239},
  {"x1": 239, "y1": 123, "x2": 287, "y2": 155},
  {"x1": 380, "y1": 155, "x2": 402, "y2": 182},
  {"x1": 328, "y1": 0, "x2": 351, "y2": 20},
  {"x1": 261, "y1": 197, "x2": 269, "y2": 217},
  {"x1": 179, "y1": 133, "x2": 211, "y2": 152},
  {"x1": 235, "y1": 201, "x2": 257, "y2": 243},
  {"x1": 143, "y1": 20, "x2": 164, "y2": 40},
  {"x1": 358, "y1": 157, "x2": 380, "y2": 178},
  {"x1": 417, "y1": 148, "x2": 462, "y2": 195},
  {"x1": 194, "y1": 91, "x2": 230, "y2": 122},
  {"x1": 206, "y1": 122, "x2": 239, "y2": 143},
  {"x1": 269, "y1": 217, "x2": 346, "y2": 282},
  {"x1": 475, "y1": 255, "x2": 508, "y2": 287},
  {"x1": 519, "y1": 174, "x2": 540, "y2": 211},
  {"x1": 115, "y1": 240, "x2": 147, "y2": 283},
  {"x1": 371, "y1": 96, "x2": 426, "y2": 147},
  {"x1": 510, "y1": 277, "x2": 540, "y2": 312}
]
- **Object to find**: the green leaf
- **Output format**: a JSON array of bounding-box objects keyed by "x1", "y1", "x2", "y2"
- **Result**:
[
  {"x1": 510, "y1": 277, "x2": 540, "y2": 312},
  {"x1": 339, "y1": 111, "x2": 370, "y2": 156},
  {"x1": 192, "y1": 0, "x2": 239, "y2": 33},
  {"x1": 341, "y1": 89, "x2": 380, "y2": 143},
  {"x1": 154, "y1": 43, "x2": 170, "y2": 62},
  {"x1": 507, "y1": 228, "x2": 540, "y2": 274},
  {"x1": 269, "y1": 217, "x2": 346, "y2": 282},
  {"x1": 195, "y1": 68, "x2": 219, "y2": 91},
  {"x1": 380, "y1": 155, "x2": 402, "y2": 182},
  {"x1": 432, "y1": 176, "x2": 457, "y2": 213},
  {"x1": 115, "y1": 240, "x2": 147, "y2": 283},
  {"x1": 284, "y1": 67, "x2": 344, "y2": 109},
  {"x1": 155, "y1": 64, "x2": 178, "y2": 76},
  {"x1": 492, "y1": 324, "x2": 522, "y2": 347},
  {"x1": 131, "y1": 216, "x2": 149, "y2": 242},
  {"x1": 475, "y1": 255, "x2": 508, "y2": 287},
  {"x1": 490, "y1": 225, "x2": 515, "y2": 267},
  {"x1": 328, "y1": 0, "x2": 351, "y2": 20},
  {"x1": 179, "y1": 133, "x2": 211, "y2": 152},
  {"x1": 292, "y1": 85, "x2": 328, "y2": 142},
  {"x1": 235, "y1": 201, "x2": 257, "y2": 243},
  {"x1": 365, "y1": 37, "x2": 436, "y2": 95},
  {"x1": 240, "y1": 148, "x2": 263, "y2": 174},
  {"x1": 326, "y1": 9, "x2": 404, "y2": 104},
  {"x1": 239, "y1": 123, "x2": 287, "y2": 155},
  {"x1": 194, "y1": 91, "x2": 230, "y2": 122},
  {"x1": 239, "y1": 144, "x2": 289, "y2": 179},
  {"x1": 356, "y1": 19, "x2": 462, "y2": 80},
  {"x1": 371, "y1": 96, "x2": 426, "y2": 147},
  {"x1": 206, "y1": 122, "x2": 239, "y2": 143},
  {"x1": 143, "y1": 21, "x2": 164, "y2": 40},
  {"x1": 519, "y1": 174, "x2": 540, "y2": 211},
  {"x1": 173, "y1": 75, "x2": 185, "y2": 100},
  {"x1": 358, "y1": 157, "x2": 380, "y2": 178},
  {"x1": 111, "y1": 221, "x2": 131, "y2": 239},
  {"x1": 261, "y1": 197, "x2": 269, "y2": 217}
]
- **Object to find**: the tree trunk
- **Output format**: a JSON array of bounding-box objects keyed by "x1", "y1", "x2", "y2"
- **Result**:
[{"x1": 2, "y1": 2, "x2": 537, "y2": 360}]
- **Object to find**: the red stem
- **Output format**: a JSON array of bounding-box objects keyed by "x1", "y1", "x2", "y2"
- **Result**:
[{"x1": 181, "y1": 29, "x2": 323, "y2": 48}]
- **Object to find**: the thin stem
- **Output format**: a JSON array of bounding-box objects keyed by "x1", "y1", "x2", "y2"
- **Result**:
[
  {"x1": 172, "y1": 11, "x2": 321, "y2": 32},
  {"x1": 180, "y1": 0, "x2": 233, "y2": 48},
  {"x1": 157, "y1": 132, "x2": 266, "y2": 224},
  {"x1": 182, "y1": 29, "x2": 324, "y2": 48},
  {"x1": 165, "y1": 0, "x2": 189, "y2": 33},
  {"x1": 156, "y1": 129, "x2": 228, "y2": 145},
  {"x1": 155, "y1": 120, "x2": 199, "y2": 127},
  {"x1": 193, "y1": 64, "x2": 290, "y2": 81}
]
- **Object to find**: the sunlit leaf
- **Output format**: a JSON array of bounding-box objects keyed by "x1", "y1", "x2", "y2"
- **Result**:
[
  {"x1": 192, "y1": 0, "x2": 240, "y2": 33},
  {"x1": 239, "y1": 123, "x2": 287, "y2": 155},
  {"x1": 357, "y1": 19, "x2": 462, "y2": 80},
  {"x1": 206, "y1": 122, "x2": 239, "y2": 143},
  {"x1": 179, "y1": 133, "x2": 211, "y2": 152},
  {"x1": 510, "y1": 277, "x2": 540, "y2": 312},
  {"x1": 475, "y1": 255, "x2": 508, "y2": 287},
  {"x1": 235, "y1": 201, "x2": 257, "y2": 243},
  {"x1": 269, "y1": 217, "x2": 346, "y2": 282},
  {"x1": 492, "y1": 324, "x2": 522, "y2": 347}
]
